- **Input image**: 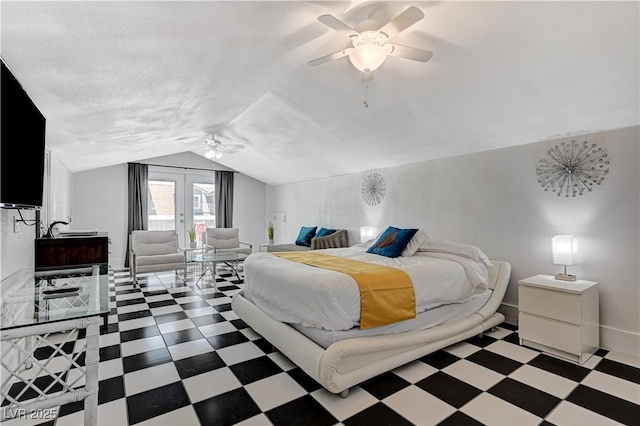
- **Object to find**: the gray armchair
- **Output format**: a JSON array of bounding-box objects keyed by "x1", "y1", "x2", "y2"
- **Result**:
[
  {"x1": 202, "y1": 228, "x2": 252, "y2": 256},
  {"x1": 129, "y1": 230, "x2": 186, "y2": 284}
]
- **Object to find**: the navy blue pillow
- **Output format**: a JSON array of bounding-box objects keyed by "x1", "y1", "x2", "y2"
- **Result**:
[
  {"x1": 315, "y1": 228, "x2": 336, "y2": 238},
  {"x1": 295, "y1": 226, "x2": 317, "y2": 247},
  {"x1": 367, "y1": 226, "x2": 418, "y2": 258}
]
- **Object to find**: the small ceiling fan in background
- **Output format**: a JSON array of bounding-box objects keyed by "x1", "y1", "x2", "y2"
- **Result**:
[
  {"x1": 308, "y1": 6, "x2": 433, "y2": 83},
  {"x1": 202, "y1": 134, "x2": 245, "y2": 161}
]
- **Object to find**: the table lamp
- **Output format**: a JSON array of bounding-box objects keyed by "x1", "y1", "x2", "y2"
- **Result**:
[{"x1": 552, "y1": 235, "x2": 578, "y2": 281}]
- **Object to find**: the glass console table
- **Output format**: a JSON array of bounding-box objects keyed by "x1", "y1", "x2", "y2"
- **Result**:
[
  {"x1": 196, "y1": 252, "x2": 248, "y2": 290},
  {"x1": 1, "y1": 265, "x2": 110, "y2": 425}
]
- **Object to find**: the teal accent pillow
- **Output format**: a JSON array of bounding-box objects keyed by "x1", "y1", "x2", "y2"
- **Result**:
[
  {"x1": 295, "y1": 226, "x2": 317, "y2": 247},
  {"x1": 367, "y1": 226, "x2": 419, "y2": 258},
  {"x1": 315, "y1": 228, "x2": 336, "y2": 238}
]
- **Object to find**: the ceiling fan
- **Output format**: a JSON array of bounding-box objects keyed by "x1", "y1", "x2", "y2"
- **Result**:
[
  {"x1": 308, "y1": 6, "x2": 433, "y2": 82},
  {"x1": 202, "y1": 134, "x2": 245, "y2": 161}
]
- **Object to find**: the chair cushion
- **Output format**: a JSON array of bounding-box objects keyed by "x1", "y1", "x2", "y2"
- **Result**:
[
  {"x1": 295, "y1": 226, "x2": 317, "y2": 247},
  {"x1": 132, "y1": 230, "x2": 179, "y2": 256},
  {"x1": 136, "y1": 253, "x2": 185, "y2": 266},
  {"x1": 205, "y1": 228, "x2": 241, "y2": 249}
]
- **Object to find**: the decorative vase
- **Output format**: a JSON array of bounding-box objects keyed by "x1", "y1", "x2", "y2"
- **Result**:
[{"x1": 190, "y1": 241, "x2": 197, "y2": 248}]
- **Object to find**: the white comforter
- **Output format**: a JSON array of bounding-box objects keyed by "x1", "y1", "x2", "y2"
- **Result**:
[{"x1": 243, "y1": 246, "x2": 489, "y2": 331}]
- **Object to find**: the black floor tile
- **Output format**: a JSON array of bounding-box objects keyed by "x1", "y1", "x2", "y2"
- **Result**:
[
  {"x1": 488, "y1": 377, "x2": 561, "y2": 417},
  {"x1": 502, "y1": 331, "x2": 521, "y2": 345},
  {"x1": 416, "y1": 371, "x2": 481, "y2": 408},
  {"x1": 99, "y1": 323, "x2": 119, "y2": 335},
  {"x1": 117, "y1": 310, "x2": 152, "y2": 322},
  {"x1": 266, "y1": 394, "x2": 338, "y2": 426},
  {"x1": 174, "y1": 351, "x2": 225, "y2": 379},
  {"x1": 528, "y1": 354, "x2": 590, "y2": 382},
  {"x1": 567, "y1": 384, "x2": 640, "y2": 425},
  {"x1": 168, "y1": 290, "x2": 197, "y2": 299},
  {"x1": 229, "y1": 355, "x2": 282, "y2": 385},
  {"x1": 466, "y1": 349, "x2": 522, "y2": 375},
  {"x1": 499, "y1": 323, "x2": 517, "y2": 331},
  {"x1": 33, "y1": 341, "x2": 75, "y2": 360},
  {"x1": 180, "y1": 300, "x2": 210, "y2": 310},
  {"x1": 437, "y1": 411, "x2": 485, "y2": 426},
  {"x1": 99, "y1": 344, "x2": 122, "y2": 362},
  {"x1": 3, "y1": 374, "x2": 67, "y2": 404},
  {"x1": 252, "y1": 338, "x2": 277, "y2": 354},
  {"x1": 143, "y1": 289, "x2": 169, "y2": 297},
  {"x1": 360, "y1": 371, "x2": 412, "y2": 400},
  {"x1": 344, "y1": 402, "x2": 414, "y2": 426},
  {"x1": 213, "y1": 303, "x2": 232, "y2": 312},
  {"x1": 464, "y1": 334, "x2": 497, "y2": 347},
  {"x1": 122, "y1": 347, "x2": 172, "y2": 374},
  {"x1": 230, "y1": 318, "x2": 249, "y2": 329},
  {"x1": 162, "y1": 327, "x2": 204, "y2": 346},
  {"x1": 206, "y1": 331, "x2": 249, "y2": 349},
  {"x1": 119, "y1": 325, "x2": 160, "y2": 343},
  {"x1": 194, "y1": 388, "x2": 261, "y2": 426},
  {"x1": 126, "y1": 381, "x2": 190, "y2": 425},
  {"x1": 419, "y1": 350, "x2": 460, "y2": 369},
  {"x1": 287, "y1": 367, "x2": 323, "y2": 393},
  {"x1": 594, "y1": 348, "x2": 609, "y2": 357},
  {"x1": 116, "y1": 298, "x2": 146, "y2": 307},
  {"x1": 147, "y1": 299, "x2": 177, "y2": 309},
  {"x1": 98, "y1": 376, "x2": 125, "y2": 405},
  {"x1": 594, "y1": 358, "x2": 640, "y2": 384},
  {"x1": 191, "y1": 313, "x2": 226, "y2": 326}
]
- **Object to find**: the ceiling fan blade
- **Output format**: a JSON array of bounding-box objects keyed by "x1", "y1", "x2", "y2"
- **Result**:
[
  {"x1": 360, "y1": 71, "x2": 374, "y2": 83},
  {"x1": 386, "y1": 44, "x2": 433, "y2": 62},
  {"x1": 308, "y1": 48, "x2": 352, "y2": 67},
  {"x1": 317, "y1": 14, "x2": 359, "y2": 38},
  {"x1": 378, "y1": 6, "x2": 425, "y2": 39}
]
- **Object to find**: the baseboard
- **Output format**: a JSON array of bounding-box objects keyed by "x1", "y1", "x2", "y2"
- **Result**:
[
  {"x1": 499, "y1": 302, "x2": 639, "y2": 359},
  {"x1": 600, "y1": 325, "x2": 640, "y2": 358}
]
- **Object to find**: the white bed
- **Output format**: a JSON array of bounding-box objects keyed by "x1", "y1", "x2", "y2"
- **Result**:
[{"x1": 231, "y1": 246, "x2": 511, "y2": 397}]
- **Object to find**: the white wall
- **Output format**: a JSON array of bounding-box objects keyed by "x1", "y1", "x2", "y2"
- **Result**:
[
  {"x1": 267, "y1": 126, "x2": 640, "y2": 357},
  {"x1": 72, "y1": 152, "x2": 266, "y2": 269}
]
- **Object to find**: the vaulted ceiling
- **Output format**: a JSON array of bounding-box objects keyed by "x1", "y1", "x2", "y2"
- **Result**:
[{"x1": 2, "y1": 1, "x2": 638, "y2": 186}]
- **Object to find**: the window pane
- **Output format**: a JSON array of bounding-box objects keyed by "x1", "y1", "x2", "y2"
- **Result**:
[
  {"x1": 148, "y1": 180, "x2": 175, "y2": 231},
  {"x1": 192, "y1": 182, "x2": 215, "y2": 243}
]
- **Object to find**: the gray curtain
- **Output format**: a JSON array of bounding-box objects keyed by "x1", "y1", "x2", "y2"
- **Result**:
[
  {"x1": 125, "y1": 163, "x2": 148, "y2": 267},
  {"x1": 215, "y1": 171, "x2": 234, "y2": 228}
]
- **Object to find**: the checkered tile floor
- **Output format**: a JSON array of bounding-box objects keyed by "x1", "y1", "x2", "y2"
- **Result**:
[{"x1": 4, "y1": 266, "x2": 640, "y2": 425}]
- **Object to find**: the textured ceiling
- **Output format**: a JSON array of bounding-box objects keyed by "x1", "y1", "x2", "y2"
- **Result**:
[{"x1": 2, "y1": 1, "x2": 638, "y2": 186}]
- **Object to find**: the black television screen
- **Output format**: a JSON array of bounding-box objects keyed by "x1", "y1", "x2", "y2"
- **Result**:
[{"x1": 1, "y1": 57, "x2": 47, "y2": 209}]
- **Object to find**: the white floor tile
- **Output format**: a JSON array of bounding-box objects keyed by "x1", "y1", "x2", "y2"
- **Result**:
[
  {"x1": 174, "y1": 296, "x2": 202, "y2": 305},
  {"x1": 486, "y1": 340, "x2": 539, "y2": 364},
  {"x1": 392, "y1": 360, "x2": 438, "y2": 384},
  {"x1": 605, "y1": 351, "x2": 640, "y2": 368},
  {"x1": 98, "y1": 358, "x2": 124, "y2": 381},
  {"x1": 443, "y1": 341, "x2": 481, "y2": 358},
  {"x1": 120, "y1": 335, "x2": 166, "y2": 357},
  {"x1": 546, "y1": 401, "x2": 621, "y2": 425},
  {"x1": 198, "y1": 321, "x2": 237, "y2": 337},
  {"x1": 216, "y1": 342, "x2": 264, "y2": 365},
  {"x1": 167, "y1": 286, "x2": 193, "y2": 294},
  {"x1": 220, "y1": 310, "x2": 239, "y2": 321},
  {"x1": 268, "y1": 352, "x2": 296, "y2": 371},
  {"x1": 508, "y1": 364, "x2": 578, "y2": 399},
  {"x1": 234, "y1": 413, "x2": 273, "y2": 425},
  {"x1": 150, "y1": 305, "x2": 182, "y2": 316},
  {"x1": 98, "y1": 332, "x2": 120, "y2": 348},
  {"x1": 460, "y1": 392, "x2": 541, "y2": 426},
  {"x1": 240, "y1": 327, "x2": 261, "y2": 341},
  {"x1": 116, "y1": 303, "x2": 149, "y2": 314},
  {"x1": 183, "y1": 367, "x2": 241, "y2": 403},
  {"x1": 125, "y1": 362, "x2": 180, "y2": 395},
  {"x1": 383, "y1": 386, "x2": 456, "y2": 425},
  {"x1": 582, "y1": 370, "x2": 640, "y2": 404},
  {"x1": 485, "y1": 327, "x2": 513, "y2": 340},
  {"x1": 117, "y1": 316, "x2": 156, "y2": 332},
  {"x1": 312, "y1": 386, "x2": 377, "y2": 421},
  {"x1": 246, "y1": 373, "x2": 307, "y2": 412},
  {"x1": 168, "y1": 338, "x2": 213, "y2": 361},
  {"x1": 443, "y1": 359, "x2": 505, "y2": 391},
  {"x1": 185, "y1": 306, "x2": 217, "y2": 318},
  {"x1": 56, "y1": 398, "x2": 128, "y2": 426},
  {"x1": 115, "y1": 292, "x2": 144, "y2": 301},
  {"x1": 137, "y1": 406, "x2": 201, "y2": 426},
  {"x1": 144, "y1": 294, "x2": 174, "y2": 303},
  {"x1": 158, "y1": 319, "x2": 195, "y2": 334}
]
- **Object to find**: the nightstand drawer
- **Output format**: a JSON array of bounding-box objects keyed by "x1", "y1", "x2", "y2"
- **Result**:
[
  {"x1": 519, "y1": 312, "x2": 581, "y2": 354},
  {"x1": 519, "y1": 284, "x2": 581, "y2": 324}
]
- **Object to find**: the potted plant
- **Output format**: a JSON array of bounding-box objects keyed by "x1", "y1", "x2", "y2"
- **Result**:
[
  {"x1": 188, "y1": 225, "x2": 197, "y2": 248},
  {"x1": 267, "y1": 222, "x2": 275, "y2": 244}
]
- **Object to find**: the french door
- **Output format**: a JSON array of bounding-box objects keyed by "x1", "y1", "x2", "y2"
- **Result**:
[{"x1": 147, "y1": 168, "x2": 215, "y2": 247}]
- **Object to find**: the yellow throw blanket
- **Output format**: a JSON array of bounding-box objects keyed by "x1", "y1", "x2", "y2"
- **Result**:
[{"x1": 273, "y1": 252, "x2": 416, "y2": 329}]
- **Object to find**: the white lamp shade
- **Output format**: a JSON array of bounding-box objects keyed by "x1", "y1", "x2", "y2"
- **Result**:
[
  {"x1": 360, "y1": 226, "x2": 376, "y2": 243},
  {"x1": 552, "y1": 235, "x2": 578, "y2": 266},
  {"x1": 348, "y1": 44, "x2": 388, "y2": 72}
]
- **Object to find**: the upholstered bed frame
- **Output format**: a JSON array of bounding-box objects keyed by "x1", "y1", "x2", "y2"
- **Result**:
[{"x1": 231, "y1": 260, "x2": 511, "y2": 397}]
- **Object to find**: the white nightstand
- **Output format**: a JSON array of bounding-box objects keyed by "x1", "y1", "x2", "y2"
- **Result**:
[{"x1": 518, "y1": 274, "x2": 599, "y2": 364}]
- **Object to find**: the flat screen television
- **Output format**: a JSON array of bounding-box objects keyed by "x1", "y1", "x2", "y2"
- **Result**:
[{"x1": 1, "y1": 56, "x2": 47, "y2": 209}]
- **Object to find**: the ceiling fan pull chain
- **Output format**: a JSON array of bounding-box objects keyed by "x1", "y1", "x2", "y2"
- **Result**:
[{"x1": 363, "y1": 84, "x2": 369, "y2": 108}]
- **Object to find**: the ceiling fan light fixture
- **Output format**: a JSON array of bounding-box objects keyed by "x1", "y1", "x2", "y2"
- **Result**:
[
  {"x1": 204, "y1": 150, "x2": 223, "y2": 160},
  {"x1": 348, "y1": 31, "x2": 389, "y2": 72}
]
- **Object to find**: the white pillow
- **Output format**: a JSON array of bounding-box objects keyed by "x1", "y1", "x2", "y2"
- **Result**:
[
  {"x1": 418, "y1": 239, "x2": 493, "y2": 267},
  {"x1": 401, "y1": 229, "x2": 429, "y2": 257}
]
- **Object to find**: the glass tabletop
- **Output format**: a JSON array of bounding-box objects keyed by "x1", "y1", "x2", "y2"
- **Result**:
[
  {"x1": 1, "y1": 265, "x2": 110, "y2": 330},
  {"x1": 193, "y1": 252, "x2": 249, "y2": 263}
]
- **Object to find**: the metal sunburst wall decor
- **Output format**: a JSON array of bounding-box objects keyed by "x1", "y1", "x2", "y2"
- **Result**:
[
  {"x1": 362, "y1": 173, "x2": 386, "y2": 206},
  {"x1": 535, "y1": 140, "x2": 610, "y2": 197}
]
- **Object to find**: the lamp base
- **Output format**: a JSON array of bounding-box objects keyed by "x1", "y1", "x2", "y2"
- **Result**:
[{"x1": 555, "y1": 273, "x2": 577, "y2": 282}]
